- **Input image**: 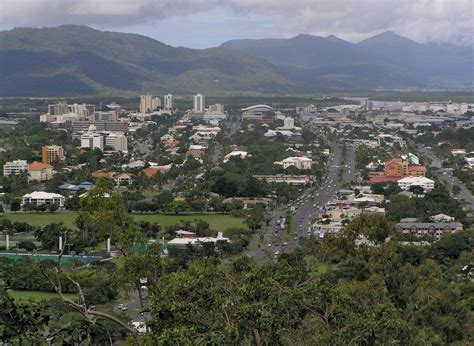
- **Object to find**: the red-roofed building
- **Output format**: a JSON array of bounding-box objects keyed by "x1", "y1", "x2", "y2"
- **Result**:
[
  {"x1": 142, "y1": 166, "x2": 171, "y2": 177},
  {"x1": 384, "y1": 157, "x2": 426, "y2": 178},
  {"x1": 28, "y1": 161, "x2": 53, "y2": 182},
  {"x1": 162, "y1": 139, "x2": 181, "y2": 148},
  {"x1": 369, "y1": 175, "x2": 404, "y2": 184},
  {"x1": 408, "y1": 165, "x2": 427, "y2": 176},
  {"x1": 91, "y1": 171, "x2": 112, "y2": 179}
]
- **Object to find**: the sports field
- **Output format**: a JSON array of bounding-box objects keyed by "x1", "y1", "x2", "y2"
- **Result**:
[
  {"x1": 7, "y1": 289, "x2": 76, "y2": 302},
  {"x1": 3, "y1": 212, "x2": 247, "y2": 232}
]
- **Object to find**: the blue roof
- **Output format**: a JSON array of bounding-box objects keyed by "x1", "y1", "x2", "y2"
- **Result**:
[{"x1": 59, "y1": 183, "x2": 80, "y2": 191}]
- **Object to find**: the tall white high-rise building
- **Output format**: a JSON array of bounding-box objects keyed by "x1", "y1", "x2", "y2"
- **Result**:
[
  {"x1": 152, "y1": 97, "x2": 161, "y2": 111},
  {"x1": 140, "y1": 95, "x2": 153, "y2": 114},
  {"x1": 193, "y1": 94, "x2": 205, "y2": 112},
  {"x1": 164, "y1": 94, "x2": 174, "y2": 110}
]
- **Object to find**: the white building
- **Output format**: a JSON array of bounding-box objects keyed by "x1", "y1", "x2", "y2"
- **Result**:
[
  {"x1": 274, "y1": 157, "x2": 312, "y2": 170},
  {"x1": 152, "y1": 97, "x2": 161, "y2": 111},
  {"x1": 22, "y1": 191, "x2": 65, "y2": 208},
  {"x1": 140, "y1": 94, "x2": 153, "y2": 114},
  {"x1": 223, "y1": 151, "x2": 250, "y2": 163},
  {"x1": 80, "y1": 125, "x2": 104, "y2": 151},
  {"x1": 193, "y1": 94, "x2": 205, "y2": 112},
  {"x1": 3, "y1": 160, "x2": 29, "y2": 176},
  {"x1": 105, "y1": 132, "x2": 128, "y2": 153},
  {"x1": 397, "y1": 176, "x2": 435, "y2": 192},
  {"x1": 164, "y1": 94, "x2": 174, "y2": 110}
]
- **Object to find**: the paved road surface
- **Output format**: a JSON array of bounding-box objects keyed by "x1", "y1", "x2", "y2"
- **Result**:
[{"x1": 248, "y1": 139, "x2": 357, "y2": 263}]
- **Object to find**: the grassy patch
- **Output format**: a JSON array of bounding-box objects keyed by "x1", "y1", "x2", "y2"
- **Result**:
[
  {"x1": 3, "y1": 213, "x2": 247, "y2": 232},
  {"x1": 7, "y1": 289, "x2": 76, "y2": 302}
]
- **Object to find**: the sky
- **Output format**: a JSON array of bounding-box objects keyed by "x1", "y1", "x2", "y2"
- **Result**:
[{"x1": 0, "y1": 0, "x2": 473, "y2": 48}]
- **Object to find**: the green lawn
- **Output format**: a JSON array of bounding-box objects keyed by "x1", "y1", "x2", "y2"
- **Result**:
[
  {"x1": 3, "y1": 212, "x2": 247, "y2": 232},
  {"x1": 7, "y1": 289, "x2": 76, "y2": 302}
]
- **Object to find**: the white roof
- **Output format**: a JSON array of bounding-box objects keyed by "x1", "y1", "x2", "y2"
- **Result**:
[
  {"x1": 398, "y1": 176, "x2": 434, "y2": 183},
  {"x1": 168, "y1": 236, "x2": 229, "y2": 245},
  {"x1": 23, "y1": 191, "x2": 64, "y2": 199},
  {"x1": 282, "y1": 157, "x2": 312, "y2": 162}
]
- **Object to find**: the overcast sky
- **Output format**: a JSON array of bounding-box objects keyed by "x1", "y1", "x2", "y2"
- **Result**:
[{"x1": 0, "y1": 0, "x2": 472, "y2": 48}]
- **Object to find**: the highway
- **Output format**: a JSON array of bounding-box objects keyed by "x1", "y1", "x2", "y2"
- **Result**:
[{"x1": 248, "y1": 139, "x2": 357, "y2": 262}]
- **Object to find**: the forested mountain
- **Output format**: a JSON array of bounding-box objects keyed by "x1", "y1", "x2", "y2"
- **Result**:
[
  {"x1": 0, "y1": 25, "x2": 293, "y2": 96},
  {"x1": 0, "y1": 25, "x2": 472, "y2": 96}
]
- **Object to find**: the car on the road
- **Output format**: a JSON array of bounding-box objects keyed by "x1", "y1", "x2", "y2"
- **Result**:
[
  {"x1": 282, "y1": 242, "x2": 288, "y2": 246},
  {"x1": 274, "y1": 250, "x2": 280, "y2": 255},
  {"x1": 267, "y1": 243, "x2": 272, "y2": 247}
]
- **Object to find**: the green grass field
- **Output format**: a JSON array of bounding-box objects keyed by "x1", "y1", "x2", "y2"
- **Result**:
[
  {"x1": 7, "y1": 289, "x2": 76, "y2": 302},
  {"x1": 3, "y1": 212, "x2": 247, "y2": 232}
]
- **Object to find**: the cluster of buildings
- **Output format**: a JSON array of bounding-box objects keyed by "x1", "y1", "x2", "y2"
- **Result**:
[
  {"x1": 3, "y1": 145, "x2": 66, "y2": 182},
  {"x1": 369, "y1": 154, "x2": 434, "y2": 192}
]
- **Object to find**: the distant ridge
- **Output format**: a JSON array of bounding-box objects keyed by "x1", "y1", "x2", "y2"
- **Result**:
[
  {"x1": 222, "y1": 31, "x2": 474, "y2": 90},
  {"x1": 0, "y1": 25, "x2": 472, "y2": 96}
]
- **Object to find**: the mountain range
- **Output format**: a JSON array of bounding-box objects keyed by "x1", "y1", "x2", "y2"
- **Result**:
[{"x1": 0, "y1": 25, "x2": 472, "y2": 96}]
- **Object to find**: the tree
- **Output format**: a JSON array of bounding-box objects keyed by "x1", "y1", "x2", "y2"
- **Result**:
[
  {"x1": 0, "y1": 283, "x2": 49, "y2": 343},
  {"x1": 245, "y1": 207, "x2": 264, "y2": 231},
  {"x1": 10, "y1": 199, "x2": 21, "y2": 212},
  {"x1": 79, "y1": 179, "x2": 143, "y2": 255},
  {"x1": 34, "y1": 223, "x2": 70, "y2": 251},
  {"x1": 344, "y1": 213, "x2": 395, "y2": 244},
  {"x1": 409, "y1": 185, "x2": 425, "y2": 196}
]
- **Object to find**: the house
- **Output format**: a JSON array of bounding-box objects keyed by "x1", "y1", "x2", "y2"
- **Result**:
[
  {"x1": 28, "y1": 161, "x2": 53, "y2": 182},
  {"x1": 451, "y1": 149, "x2": 466, "y2": 156},
  {"x1": 186, "y1": 145, "x2": 206, "y2": 159},
  {"x1": 223, "y1": 151, "x2": 250, "y2": 163},
  {"x1": 22, "y1": 191, "x2": 65, "y2": 208},
  {"x1": 114, "y1": 173, "x2": 134, "y2": 186},
  {"x1": 142, "y1": 165, "x2": 171, "y2": 177},
  {"x1": 397, "y1": 176, "x2": 435, "y2": 192},
  {"x1": 274, "y1": 157, "x2": 312, "y2": 170},
  {"x1": 162, "y1": 139, "x2": 181, "y2": 148},
  {"x1": 92, "y1": 171, "x2": 113, "y2": 179},
  {"x1": 395, "y1": 222, "x2": 463, "y2": 240}
]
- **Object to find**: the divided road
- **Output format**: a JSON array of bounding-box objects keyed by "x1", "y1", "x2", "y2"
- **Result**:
[{"x1": 248, "y1": 140, "x2": 357, "y2": 263}]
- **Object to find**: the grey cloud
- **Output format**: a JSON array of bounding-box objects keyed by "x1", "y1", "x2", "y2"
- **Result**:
[{"x1": 0, "y1": 0, "x2": 472, "y2": 45}]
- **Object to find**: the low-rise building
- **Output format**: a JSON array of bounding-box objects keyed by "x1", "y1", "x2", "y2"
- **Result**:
[
  {"x1": 28, "y1": 161, "x2": 53, "y2": 182},
  {"x1": 253, "y1": 175, "x2": 313, "y2": 185},
  {"x1": 395, "y1": 222, "x2": 463, "y2": 240},
  {"x1": 274, "y1": 157, "x2": 312, "y2": 170},
  {"x1": 22, "y1": 191, "x2": 65, "y2": 208},
  {"x1": 168, "y1": 230, "x2": 229, "y2": 247},
  {"x1": 3, "y1": 160, "x2": 28, "y2": 176},
  {"x1": 397, "y1": 176, "x2": 435, "y2": 192}
]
